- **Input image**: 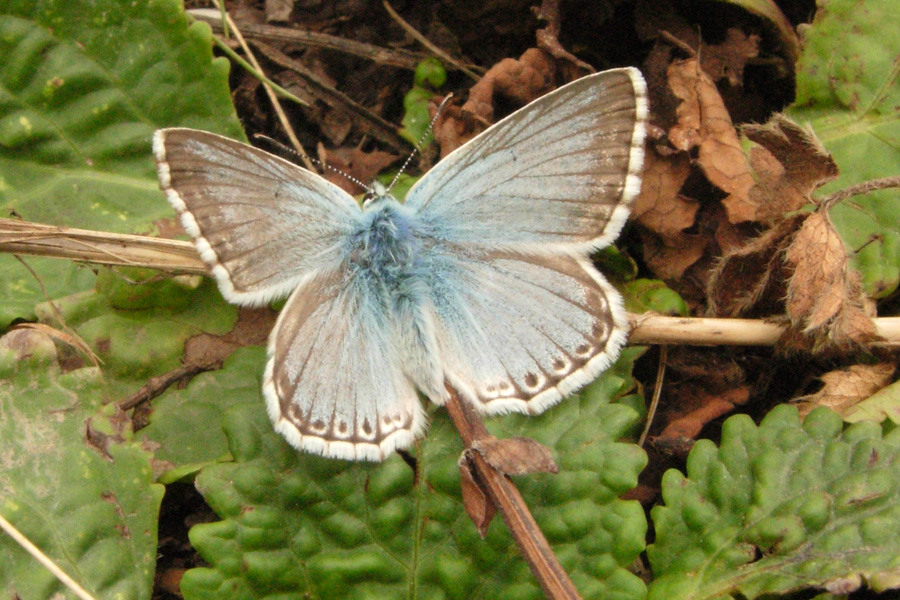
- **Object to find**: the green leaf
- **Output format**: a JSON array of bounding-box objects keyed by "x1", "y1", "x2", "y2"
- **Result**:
[
  {"x1": 0, "y1": 330, "x2": 164, "y2": 600},
  {"x1": 180, "y1": 347, "x2": 648, "y2": 600},
  {"x1": 137, "y1": 347, "x2": 266, "y2": 480},
  {"x1": 0, "y1": 0, "x2": 243, "y2": 327},
  {"x1": 74, "y1": 275, "x2": 236, "y2": 379},
  {"x1": 399, "y1": 58, "x2": 447, "y2": 145},
  {"x1": 0, "y1": 274, "x2": 237, "y2": 598},
  {"x1": 648, "y1": 405, "x2": 900, "y2": 600},
  {"x1": 413, "y1": 57, "x2": 448, "y2": 89},
  {"x1": 844, "y1": 379, "x2": 900, "y2": 425},
  {"x1": 621, "y1": 279, "x2": 689, "y2": 316},
  {"x1": 0, "y1": 3, "x2": 246, "y2": 597},
  {"x1": 787, "y1": 0, "x2": 900, "y2": 298}
]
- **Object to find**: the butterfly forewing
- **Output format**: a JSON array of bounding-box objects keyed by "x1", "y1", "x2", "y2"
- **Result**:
[
  {"x1": 154, "y1": 128, "x2": 361, "y2": 306},
  {"x1": 405, "y1": 68, "x2": 647, "y2": 253},
  {"x1": 264, "y1": 267, "x2": 427, "y2": 461}
]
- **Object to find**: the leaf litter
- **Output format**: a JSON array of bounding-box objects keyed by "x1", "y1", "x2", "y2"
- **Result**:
[{"x1": 635, "y1": 34, "x2": 895, "y2": 460}]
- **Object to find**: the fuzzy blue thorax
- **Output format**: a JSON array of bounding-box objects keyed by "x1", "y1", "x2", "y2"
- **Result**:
[{"x1": 350, "y1": 194, "x2": 423, "y2": 287}]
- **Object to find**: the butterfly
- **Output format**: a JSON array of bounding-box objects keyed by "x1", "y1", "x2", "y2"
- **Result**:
[{"x1": 153, "y1": 67, "x2": 648, "y2": 461}]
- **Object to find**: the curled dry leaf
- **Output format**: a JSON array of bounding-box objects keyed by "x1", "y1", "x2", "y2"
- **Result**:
[
  {"x1": 653, "y1": 347, "x2": 750, "y2": 441},
  {"x1": 658, "y1": 384, "x2": 750, "y2": 440},
  {"x1": 794, "y1": 363, "x2": 895, "y2": 418},
  {"x1": 783, "y1": 211, "x2": 879, "y2": 352},
  {"x1": 667, "y1": 59, "x2": 755, "y2": 223},
  {"x1": 706, "y1": 114, "x2": 850, "y2": 337},
  {"x1": 433, "y1": 48, "x2": 555, "y2": 157},
  {"x1": 459, "y1": 452, "x2": 497, "y2": 538}
]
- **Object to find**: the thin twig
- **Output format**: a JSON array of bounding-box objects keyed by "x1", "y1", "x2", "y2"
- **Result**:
[
  {"x1": 190, "y1": 8, "x2": 429, "y2": 71},
  {"x1": 12, "y1": 322, "x2": 101, "y2": 369},
  {"x1": 444, "y1": 386, "x2": 582, "y2": 600},
  {"x1": 250, "y1": 39, "x2": 410, "y2": 151},
  {"x1": 820, "y1": 176, "x2": 900, "y2": 209},
  {"x1": 638, "y1": 346, "x2": 667, "y2": 447},
  {"x1": 627, "y1": 313, "x2": 786, "y2": 346},
  {"x1": 382, "y1": 0, "x2": 482, "y2": 81},
  {"x1": 0, "y1": 513, "x2": 98, "y2": 600},
  {"x1": 118, "y1": 364, "x2": 214, "y2": 413},
  {"x1": 209, "y1": 0, "x2": 315, "y2": 171},
  {"x1": 0, "y1": 219, "x2": 206, "y2": 273}
]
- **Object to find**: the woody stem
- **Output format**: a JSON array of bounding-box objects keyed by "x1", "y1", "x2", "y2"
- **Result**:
[{"x1": 443, "y1": 386, "x2": 582, "y2": 600}]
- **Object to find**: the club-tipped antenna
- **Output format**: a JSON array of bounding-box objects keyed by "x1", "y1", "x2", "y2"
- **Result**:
[
  {"x1": 385, "y1": 93, "x2": 454, "y2": 194},
  {"x1": 254, "y1": 134, "x2": 371, "y2": 193}
]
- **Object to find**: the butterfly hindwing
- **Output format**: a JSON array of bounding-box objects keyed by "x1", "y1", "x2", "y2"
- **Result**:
[
  {"x1": 154, "y1": 128, "x2": 361, "y2": 306},
  {"x1": 422, "y1": 246, "x2": 627, "y2": 414},
  {"x1": 405, "y1": 68, "x2": 647, "y2": 253},
  {"x1": 264, "y1": 266, "x2": 427, "y2": 461}
]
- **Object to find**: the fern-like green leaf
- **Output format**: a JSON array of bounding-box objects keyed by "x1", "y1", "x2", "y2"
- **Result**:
[{"x1": 648, "y1": 405, "x2": 900, "y2": 599}]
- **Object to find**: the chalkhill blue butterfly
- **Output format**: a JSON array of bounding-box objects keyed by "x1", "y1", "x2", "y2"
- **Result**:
[{"x1": 154, "y1": 67, "x2": 648, "y2": 461}]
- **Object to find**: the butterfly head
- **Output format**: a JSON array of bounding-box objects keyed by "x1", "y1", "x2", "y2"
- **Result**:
[{"x1": 362, "y1": 180, "x2": 396, "y2": 208}]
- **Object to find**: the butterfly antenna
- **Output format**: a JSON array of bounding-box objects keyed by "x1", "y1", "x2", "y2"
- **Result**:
[
  {"x1": 386, "y1": 93, "x2": 454, "y2": 194},
  {"x1": 254, "y1": 134, "x2": 372, "y2": 193}
]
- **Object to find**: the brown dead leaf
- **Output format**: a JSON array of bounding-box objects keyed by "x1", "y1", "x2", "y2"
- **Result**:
[
  {"x1": 701, "y1": 29, "x2": 761, "y2": 88},
  {"x1": 707, "y1": 214, "x2": 803, "y2": 317},
  {"x1": 639, "y1": 228, "x2": 708, "y2": 281},
  {"x1": 783, "y1": 211, "x2": 878, "y2": 352},
  {"x1": 459, "y1": 452, "x2": 496, "y2": 538},
  {"x1": 632, "y1": 151, "x2": 697, "y2": 238},
  {"x1": 632, "y1": 150, "x2": 709, "y2": 280},
  {"x1": 434, "y1": 48, "x2": 555, "y2": 157},
  {"x1": 659, "y1": 385, "x2": 750, "y2": 440},
  {"x1": 667, "y1": 59, "x2": 755, "y2": 223},
  {"x1": 742, "y1": 115, "x2": 839, "y2": 224},
  {"x1": 794, "y1": 363, "x2": 895, "y2": 417},
  {"x1": 653, "y1": 347, "x2": 750, "y2": 440},
  {"x1": 638, "y1": 1, "x2": 761, "y2": 90},
  {"x1": 321, "y1": 145, "x2": 399, "y2": 194},
  {"x1": 471, "y1": 435, "x2": 559, "y2": 475},
  {"x1": 533, "y1": 0, "x2": 593, "y2": 76}
]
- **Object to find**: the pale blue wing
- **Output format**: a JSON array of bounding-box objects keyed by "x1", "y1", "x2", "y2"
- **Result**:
[
  {"x1": 405, "y1": 68, "x2": 648, "y2": 253},
  {"x1": 263, "y1": 265, "x2": 427, "y2": 461},
  {"x1": 154, "y1": 128, "x2": 361, "y2": 306},
  {"x1": 424, "y1": 248, "x2": 628, "y2": 415}
]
